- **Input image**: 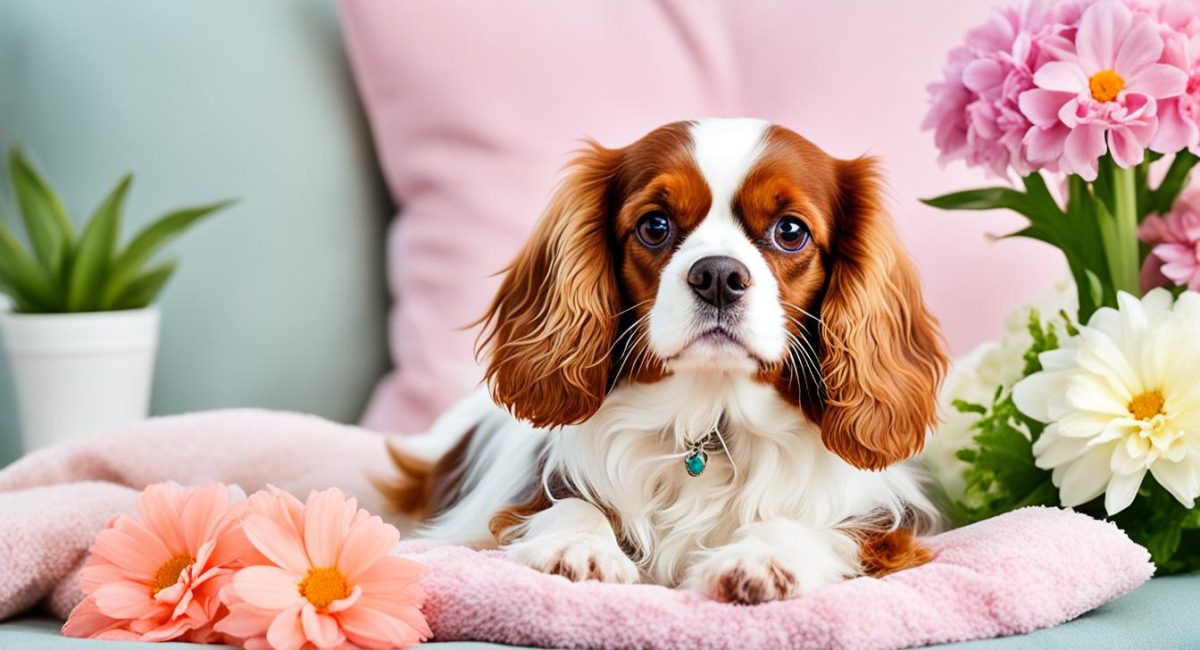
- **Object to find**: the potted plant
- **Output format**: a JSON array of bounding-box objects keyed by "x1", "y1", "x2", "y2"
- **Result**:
[{"x1": 0, "y1": 148, "x2": 231, "y2": 450}]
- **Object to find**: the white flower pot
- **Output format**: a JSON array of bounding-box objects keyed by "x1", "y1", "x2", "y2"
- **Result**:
[{"x1": 0, "y1": 305, "x2": 160, "y2": 451}]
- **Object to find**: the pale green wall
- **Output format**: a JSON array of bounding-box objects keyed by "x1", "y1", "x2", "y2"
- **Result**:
[{"x1": 0, "y1": 0, "x2": 391, "y2": 464}]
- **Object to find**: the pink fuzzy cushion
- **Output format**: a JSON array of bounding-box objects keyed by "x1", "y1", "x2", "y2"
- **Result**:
[
  {"x1": 0, "y1": 410, "x2": 1151, "y2": 647},
  {"x1": 404, "y1": 508, "x2": 1153, "y2": 649},
  {"x1": 337, "y1": 1, "x2": 1067, "y2": 435}
]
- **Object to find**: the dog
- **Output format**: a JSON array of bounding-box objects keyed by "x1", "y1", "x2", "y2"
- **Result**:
[{"x1": 383, "y1": 118, "x2": 949, "y2": 604}]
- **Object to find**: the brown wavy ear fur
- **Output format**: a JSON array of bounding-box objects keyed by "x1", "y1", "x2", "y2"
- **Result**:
[
  {"x1": 477, "y1": 145, "x2": 622, "y2": 428},
  {"x1": 819, "y1": 157, "x2": 948, "y2": 470}
]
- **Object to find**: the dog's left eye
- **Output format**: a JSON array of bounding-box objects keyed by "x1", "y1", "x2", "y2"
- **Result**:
[
  {"x1": 772, "y1": 217, "x2": 810, "y2": 252},
  {"x1": 635, "y1": 212, "x2": 672, "y2": 248}
]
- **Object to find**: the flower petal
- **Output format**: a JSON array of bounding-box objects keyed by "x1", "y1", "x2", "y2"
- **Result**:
[
  {"x1": 338, "y1": 604, "x2": 430, "y2": 649},
  {"x1": 1150, "y1": 460, "x2": 1199, "y2": 509},
  {"x1": 1057, "y1": 449, "x2": 1112, "y2": 507},
  {"x1": 231, "y1": 566, "x2": 304, "y2": 611},
  {"x1": 1034, "y1": 430, "x2": 1095, "y2": 468},
  {"x1": 1113, "y1": 16, "x2": 1165, "y2": 78},
  {"x1": 90, "y1": 523, "x2": 167, "y2": 580},
  {"x1": 337, "y1": 516, "x2": 399, "y2": 581},
  {"x1": 1125, "y1": 64, "x2": 1187, "y2": 100},
  {"x1": 179, "y1": 484, "x2": 230, "y2": 557},
  {"x1": 214, "y1": 601, "x2": 276, "y2": 641},
  {"x1": 1104, "y1": 469, "x2": 1145, "y2": 515},
  {"x1": 1075, "y1": 0, "x2": 1132, "y2": 73},
  {"x1": 1108, "y1": 126, "x2": 1146, "y2": 169},
  {"x1": 301, "y1": 604, "x2": 345, "y2": 649},
  {"x1": 62, "y1": 598, "x2": 123, "y2": 639},
  {"x1": 91, "y1": 580, "x2": 160, "y2": 620},
  {"x1": 135, "y1": 483, "x2": 189, "y2": 555},
  {"x1": 1063, "y1": 123, "x2": 1106, "y2": 180},
  {"x1": 1019, "y1": 88, "x2": 1071, "y2": 127},
  {"x1": 266, "y1": 606, "x2": 307, "y2": 650},
  {"x1": 1033, "y1": 61, "x2": 1088, "y2": 94},
  {"x1": 304, "y1": 489, "x2": 354, "y2": 568},
  {"x1": 242, "y1": 515, "x2": 311, "y2": 574},
  {"x1": 1013, "y1": 368, "x2": 1074, "y2": 422},
  {"x1": 326, "y1": 585, "x2": 363, "y2": 614}
]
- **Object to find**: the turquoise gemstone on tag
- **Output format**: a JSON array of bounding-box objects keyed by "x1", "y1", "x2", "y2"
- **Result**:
[{"x1": 685, "y1": 450, "x2": 708, "y2": 477}]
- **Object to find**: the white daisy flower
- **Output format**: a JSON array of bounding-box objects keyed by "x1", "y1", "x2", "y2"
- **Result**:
[{"x1": 1012, "y1": 289, "x2": 1200, "y2": 516}]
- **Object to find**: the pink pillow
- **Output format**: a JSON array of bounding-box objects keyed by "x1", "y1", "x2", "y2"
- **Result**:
[{"x1": 339, "y1": 1, "x2": 1064, "y2": 433}]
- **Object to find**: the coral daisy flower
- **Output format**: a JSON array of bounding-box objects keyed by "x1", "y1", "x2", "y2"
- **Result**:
[
  {"x1": 62, "y1": 482, "x2": 249, "y2": 642},
  {"x1": 1019, "y1": 0, "x2": 1189, "y2": 179},
  {"x1": 1013, "y1": 289, "x2": 1200, "y2": 516},
  {"x1": 216, "y1": 486, "x2": 429, "y2": 650}
]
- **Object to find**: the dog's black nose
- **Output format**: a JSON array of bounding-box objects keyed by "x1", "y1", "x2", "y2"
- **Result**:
[{"x1": 687, "y1": 256, "x2": 751, "y2": 308}]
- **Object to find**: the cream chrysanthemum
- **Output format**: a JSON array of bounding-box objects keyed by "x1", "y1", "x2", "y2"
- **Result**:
[{"x1": 1013, "y1": 289, "x2": 1200, "y2": 516}]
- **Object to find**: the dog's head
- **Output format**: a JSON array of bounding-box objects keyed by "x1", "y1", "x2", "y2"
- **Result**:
[{"x1": 479, "y1": 118, "x2": 948, "y2": 470}]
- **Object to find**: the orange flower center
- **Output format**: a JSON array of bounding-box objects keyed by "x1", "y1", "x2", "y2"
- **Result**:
[
  {"x1": 1089, "y1": 69, "x2": 1124, "y2": 102},
  {"x1": 150, "y1": 553, "x2": 193, "y2": 595},
  {"x1": 299, "y1": 567, "x2": 350, "y2": 610},
  {"x1": 1129, "y1": 390, "x2": 1165, "y2": 421}
]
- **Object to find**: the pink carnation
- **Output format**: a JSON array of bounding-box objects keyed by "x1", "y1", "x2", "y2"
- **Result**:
[
  {"x1": 1019, "y1": 0, "x2": 1189, "y2": 180},
  {"x1": 1140, "y1": 185, "x2": 1200, "y2": 290},
  {"x1": 924, "y1": 1, "x2": 1062, "y2": 177},
  {"x1": 1150, "y1": 0, "x2": 1200, "y2": 153}
]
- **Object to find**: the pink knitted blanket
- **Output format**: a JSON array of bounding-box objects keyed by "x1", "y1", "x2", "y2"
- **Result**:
[{"x1": 0, "y1": 410, "x2": 1153, "y2": 649}]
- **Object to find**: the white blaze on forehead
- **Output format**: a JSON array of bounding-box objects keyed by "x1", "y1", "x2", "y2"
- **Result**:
[
  {"x1": 688, "y1": 118, "x2": 770, "y2": 211},
  {"x1": 643, "y1": 117, "x2": 785, "y2": 368}
]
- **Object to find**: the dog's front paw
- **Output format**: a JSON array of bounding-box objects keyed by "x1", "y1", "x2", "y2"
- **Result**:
[
  {"x1": 684, "y1": 523, "x2": 858, "y2": 604},
  {"x1": 684, "y1": 549, "x2": 803, "y2": 604},
  {"x1": 507, "y1": 536, "x2": 641, "y2": 584}
]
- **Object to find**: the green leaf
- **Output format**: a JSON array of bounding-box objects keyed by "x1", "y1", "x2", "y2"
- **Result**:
[
  {"x1": 1148, "y1": 151, "x2": 1198, "y2": 215},
  {"x1": 66, "y1": 175, "x2": 131, "y2": 312},
  {"x1": 0, "y1": 219, "x2": 60, "y2": 311},
  {"x1": 100, "y1": 199, "x2": 233, "y2": 309},
  {"x1": 8, "y1": 149, "x2": 75, "y2": 281},
  {"x1": 922, "y1": 187, "x2": 1031, "y2": 211},
  {"x1": 111, "y1": 260, "x2": 178, "y2": 310},
  {"x1": 952, "y1": 399, "x2": 987, "y2": 415},
  {"x1": 923, "y1": 186, "x2": 1062, "y2": 225}
]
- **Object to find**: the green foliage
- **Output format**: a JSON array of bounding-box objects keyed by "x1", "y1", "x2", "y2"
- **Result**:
[
  {"x1": 0, "y1": 148, "x2": 233, "y2": 313},
  {"x1": 952, "y1": 311, "x2": 1200, "y2": 575},
  {"x1": 922, "y1": 152, "x2": 1197, "y2": 323},
  {"x1": 950, "y1": 311, "x2": 1063, "y2": 525}
]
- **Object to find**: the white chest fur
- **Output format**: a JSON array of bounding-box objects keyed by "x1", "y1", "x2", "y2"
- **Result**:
[{"x1": 544, "y1": 371, "x2": 924, "y2": 585}]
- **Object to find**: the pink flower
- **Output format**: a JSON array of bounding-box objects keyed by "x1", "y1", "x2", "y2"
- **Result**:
[
  {"x1": 1019, "y1": 0, "x2": 1189, "y2": 180},
  {"x1": 63, "y1": 482, "x2": 249, "y2": 643},
  {"x1": 925, "y1": 1, "x2": 1062, "y2": 177},
  {"x1": 1140, "y1": 185, "x2": 1200, "y2": 290},
  {"x1": 1150, "y1": 0, "x2": 1200, "y2": 153},
  {"x1": 215, "y1": 486, "x2": 430, "y2": 650}
]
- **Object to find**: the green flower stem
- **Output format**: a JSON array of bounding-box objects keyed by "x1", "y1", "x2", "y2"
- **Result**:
[{"x1": 1108, "y1": 164, "x2": 1141, "y2": 296}]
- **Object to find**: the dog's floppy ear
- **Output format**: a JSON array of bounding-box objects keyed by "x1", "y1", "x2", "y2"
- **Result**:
[
  {"x1": 478, "y1": 144, "x2": 622, "y2": 428},
  {"x1": 818, "y1": 157, "x2": 948, "y2": 470}
]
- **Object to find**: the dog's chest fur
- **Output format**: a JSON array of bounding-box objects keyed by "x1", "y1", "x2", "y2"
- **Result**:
[{"x1": 546, "y1": 371, "x2": 900, "y2": 585}]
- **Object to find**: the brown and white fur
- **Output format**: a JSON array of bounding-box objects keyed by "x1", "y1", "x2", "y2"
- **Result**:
[{"x1": 383, "y1": 118, "x2": 949, "y2": 604}]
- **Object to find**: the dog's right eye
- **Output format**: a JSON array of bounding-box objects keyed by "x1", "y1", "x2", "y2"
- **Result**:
[{"x1": 635, "y1": 212, "x2": 672, "y2": 248}]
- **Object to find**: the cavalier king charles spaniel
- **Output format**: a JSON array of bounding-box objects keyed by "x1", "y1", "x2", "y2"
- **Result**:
[{"x1": 384, "y1": 118, "x2": 949, "y2": 604}]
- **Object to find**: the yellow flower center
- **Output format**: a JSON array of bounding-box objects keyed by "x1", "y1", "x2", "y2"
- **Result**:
[
  {"x1": 150, "y1": 553, "x2": 193, "y2": 595},
  {"x1": 1089, "y1": 69, "x2": 1124, "y2": 102},
  {"x1": 1129, "y1": 390, "x2": 1165, "y2": 421},
  {"x1": 299, "y1": 567, "x2": 349, "y2": 610}
]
